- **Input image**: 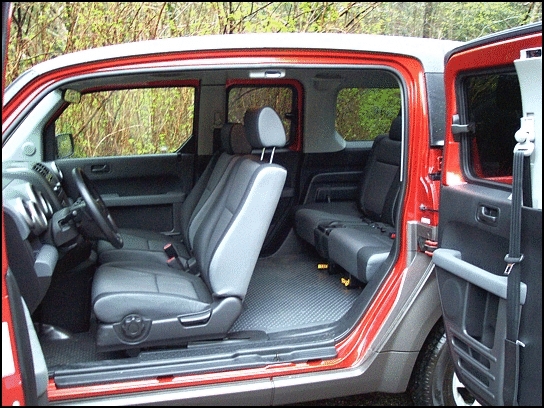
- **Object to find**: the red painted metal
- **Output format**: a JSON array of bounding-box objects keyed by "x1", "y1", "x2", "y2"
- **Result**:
[
  {"x1": 2, "y1": 43, "x2": 441, "y2": 403},
  {"x1": 442, "y1": 33, "x2": 542, "y2": 186}
]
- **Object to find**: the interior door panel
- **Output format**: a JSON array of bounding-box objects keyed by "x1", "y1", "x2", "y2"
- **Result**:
[
  {"x1": 298, "y1": 146, "x2": 372, "y2": 206},
  {"x1": 56, "y1": 153, "x2": 194, "y2": 233},
  {"x1": 436, "y1": 168, "x2": 543, "y2": 404},
  {"x1": 437, "y1": 23, "x2": 542, "y2": 405},
  {"x1": 435, "y1": 186, "x2": 541, "y2": 405}
]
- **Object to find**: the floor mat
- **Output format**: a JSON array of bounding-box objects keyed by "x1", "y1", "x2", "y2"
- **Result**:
[
  {"x1": 229, "y1": 252, "x2": 362, "y2": 333},
  {"x1": 40, "y1": 331, "x2": 123, "y2": 368}
]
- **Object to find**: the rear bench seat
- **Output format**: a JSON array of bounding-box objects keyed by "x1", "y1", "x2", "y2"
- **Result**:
[{"x1": 294, "y1": 115, "x2": 402, "y2": 284}]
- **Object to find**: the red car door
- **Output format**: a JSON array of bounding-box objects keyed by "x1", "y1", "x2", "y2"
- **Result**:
[{"x1": 435, "y1": 22, "x2": 542, "y2": 405}]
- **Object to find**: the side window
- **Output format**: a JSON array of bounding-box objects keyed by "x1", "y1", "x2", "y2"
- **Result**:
[
  {"x1": 336, "y1": 87, "x2": 401, "y2": 142},
  {"x1": 227, "y1": 86, "x2": 295, "y2": 144},
  {"x1": 463, "y1": 72, "x2": 522, "y2": 182},
  {"x1": 56, "y1": 87, "x2": 195, "y2": 158}
]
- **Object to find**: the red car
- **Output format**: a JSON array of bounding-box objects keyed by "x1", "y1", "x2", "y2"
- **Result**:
[{"x1": 2, "y1": 3, "x2": 541, "y2": 405}]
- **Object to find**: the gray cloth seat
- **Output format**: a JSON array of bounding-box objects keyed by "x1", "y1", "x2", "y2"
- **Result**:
[
  {"x1": 294, "y1": 115, "x2": 402, "y2": 283},
  {"x1": 327, "y1": 222, "x2": 396, "y2": 283},
  {"x1": 97, "y1": 122, "x2": 251, "y2": 265},
  {"x1": 91, "y1": 106, "x2": 287, "y2": 351},
  {"x1": 294, "y1": 115, "x2": 402, "y2": 250}
]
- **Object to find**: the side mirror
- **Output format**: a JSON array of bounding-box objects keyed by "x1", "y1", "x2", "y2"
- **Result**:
[
  {"x1": 56, "y1": 133, "x2": 74, "y2": 158},
  {"x1": 63, "y1": 89, "x2": 81, "y2": 104}
]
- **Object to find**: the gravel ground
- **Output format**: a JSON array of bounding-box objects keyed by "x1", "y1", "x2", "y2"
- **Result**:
[{"x1": 287, "y1": 392, "x2": 415, "y2": 406}]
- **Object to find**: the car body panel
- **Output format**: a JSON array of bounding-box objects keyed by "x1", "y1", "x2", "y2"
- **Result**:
[
  {"x1": 1, "y1": 38, "x2": 444, "y2": 405},
  {"x1": 2, "y1": 3, "x2": 28, "y2": 406},
  {"x1": 2, "y1": 2, "x2": 541, "y2": 404}
]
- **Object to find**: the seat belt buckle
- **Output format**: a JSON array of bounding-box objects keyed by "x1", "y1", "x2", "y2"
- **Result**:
[
  {"x1": 184, "y1": 257, "x2": 198, "y2": 275},
  {"x1": 164, "y1": 243, "x2": 184, "y2": 270},
  {"x1": 164, "y1": 243, "x2": 178, "y2": 258},
  {"x1": 164, "y1": 243, "x2": 199, "y2": 274},
  {"x1": 503, "y1": 253, "x2": 524, "y2": 275},
  {"x1": 166, "y1": 256, "x2": 183, "y2": 269}
]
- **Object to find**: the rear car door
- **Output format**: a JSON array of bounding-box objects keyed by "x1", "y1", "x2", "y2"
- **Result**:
[{"x1": 434, "y1": 22, "x2": 542, "y2": 405}]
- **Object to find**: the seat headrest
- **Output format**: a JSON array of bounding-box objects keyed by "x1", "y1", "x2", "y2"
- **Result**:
[
  {"x1": 244, "y1": 107, "x2": 287, "y2": 149},
  {"x1": 220, "y1": 123, "x2": 252, "y2": 155},
  {"x1": 388, "y1": 116, "x2": 402, "y2": 142}
]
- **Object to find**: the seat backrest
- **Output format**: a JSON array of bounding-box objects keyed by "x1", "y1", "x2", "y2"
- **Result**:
[
  {"x1": 193, "y1": 107, "x2": 287, "y2": 299},
  {"x1": 357, "y1": 115, "x2": 402, "y2": 226},
  {"x1": 182, "y1": 122, "x2": 252, "y2": 250}
]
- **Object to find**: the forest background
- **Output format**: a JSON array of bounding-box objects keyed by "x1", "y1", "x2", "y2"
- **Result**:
[{"x1": 6, "y1": 2, "x2": 543, "y2": 86}]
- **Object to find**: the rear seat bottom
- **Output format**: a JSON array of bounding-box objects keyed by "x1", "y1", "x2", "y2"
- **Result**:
[
  {"x1": 327, "y1": 225, "x2": 395, "y2": 283},
  {"x1": 294, "y1": 201, "x2": 363, "y2": 246}
]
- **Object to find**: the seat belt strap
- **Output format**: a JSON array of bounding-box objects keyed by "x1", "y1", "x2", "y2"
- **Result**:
[
  {"x1": 502, "y1": 119, "x2": 533, "y2": 405},
  {"x1": 503, "y1": 150, "x2": 523, "y2": 406}
]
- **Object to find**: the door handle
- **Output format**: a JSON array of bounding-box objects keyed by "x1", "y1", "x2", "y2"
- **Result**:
[
  {"x1": 91, "y1": 164, "x2": 110, "y2": 173},
  {"x1": 477, "y1": 205, "x2": 499, "y2": 225}
]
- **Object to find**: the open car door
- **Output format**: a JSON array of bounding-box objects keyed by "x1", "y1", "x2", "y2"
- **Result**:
[
  {"x1": 2, "y1": 2, "x2": 28, "y2": 406},
  {"x1": 434, "y1": 22, "x2": 542, "y2": 405}
]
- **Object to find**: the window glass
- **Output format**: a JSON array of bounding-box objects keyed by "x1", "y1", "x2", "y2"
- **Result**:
[
  {"x1": 56, "y1": 88, "x2": 195, "y2": 158},
  {"x1": 336, "y1": 87, "x2": 401, "y2": 142},
  {"x1": 464, "y1": 73, "x2": 522, "y2": 181},
  {"x1": 228, "y1": 86, "x2": 294, "y2": 142}
]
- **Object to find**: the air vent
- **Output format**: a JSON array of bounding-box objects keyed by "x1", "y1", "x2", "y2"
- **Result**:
[
  {"x1": 32, "y1": 162, "x2": 55, "y2": 185},
  {"x1": 33, "y1": 162, "x2": 49, "y2": 178}
]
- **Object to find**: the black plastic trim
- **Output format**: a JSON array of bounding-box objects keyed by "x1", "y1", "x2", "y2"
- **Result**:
[
  {"x1": 51, "y1": 333, "x2": 337, "y2": 388},
  {"x1": 6, "y1": 271, "x2": 39, "y2": 406}
]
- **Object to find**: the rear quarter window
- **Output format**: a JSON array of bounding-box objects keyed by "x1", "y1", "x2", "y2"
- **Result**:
[
  {"x1": 228, "y1": 86, "x2": 296, "y2": 144},
  {"x1": 336, "y1": 87, "x2": 401, "y2": 142}
]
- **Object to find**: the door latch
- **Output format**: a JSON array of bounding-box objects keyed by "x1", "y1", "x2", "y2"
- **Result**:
[{"x1": 418, "y1": 237, "x2": 438, "y2": 256}]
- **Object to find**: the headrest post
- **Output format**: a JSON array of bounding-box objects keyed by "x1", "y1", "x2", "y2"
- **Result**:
[
  {"x1": 269, "y1": 147, "x2": 276, "y2": 163},
  {"x1": 260, "y1": 148, "x2": 265, "y2": 161}
]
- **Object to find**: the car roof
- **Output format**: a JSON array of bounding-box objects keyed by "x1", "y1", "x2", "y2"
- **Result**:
[{"x1": 6, "y1": 33, "x2": 462, "y2": 93}]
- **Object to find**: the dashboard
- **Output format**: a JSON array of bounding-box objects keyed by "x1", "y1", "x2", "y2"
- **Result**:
[
  {"x1": 3, "y1": 160, "x2": 70, "y2": 210},
  {"x1": 2, "y1": 161, "x2": 81, "y2": 313}
]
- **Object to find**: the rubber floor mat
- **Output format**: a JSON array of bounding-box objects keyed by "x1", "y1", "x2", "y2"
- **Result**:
[{"x1": 229, "y1": 252, "x2": 362, "y2": 333}]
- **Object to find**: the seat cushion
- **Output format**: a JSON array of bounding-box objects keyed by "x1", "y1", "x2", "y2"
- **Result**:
[
  {"x1": 90, "y1": 108, "x2": 288, "y2": 351},
  {"x1": 294, "y1": 201, "x2": 363, "y2": 246},
  {"x1": 327, "y1": 225, "x2": 395, "y2": 283},
  {"x1": 92, "y1": 261, "x2": 212, "y2": 323},
  {"x1": 97, "y1": 228, "x2": 189, "y2": 265},
  {"x1": 293, "y1": 116, "x2": 402, "y2": 250}
]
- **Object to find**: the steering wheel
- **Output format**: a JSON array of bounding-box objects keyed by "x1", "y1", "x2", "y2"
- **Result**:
[{"x1": 72, "y1": 167, "x2": 124, "y2": 249}]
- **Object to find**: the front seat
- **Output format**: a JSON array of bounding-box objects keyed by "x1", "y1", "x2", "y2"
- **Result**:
[
  {"x1": 91, "y1": 107, "x2": 288, "y2": 351},
  {"x1": 96, "y1": 121, "x2": 251, "y2": 266}
]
